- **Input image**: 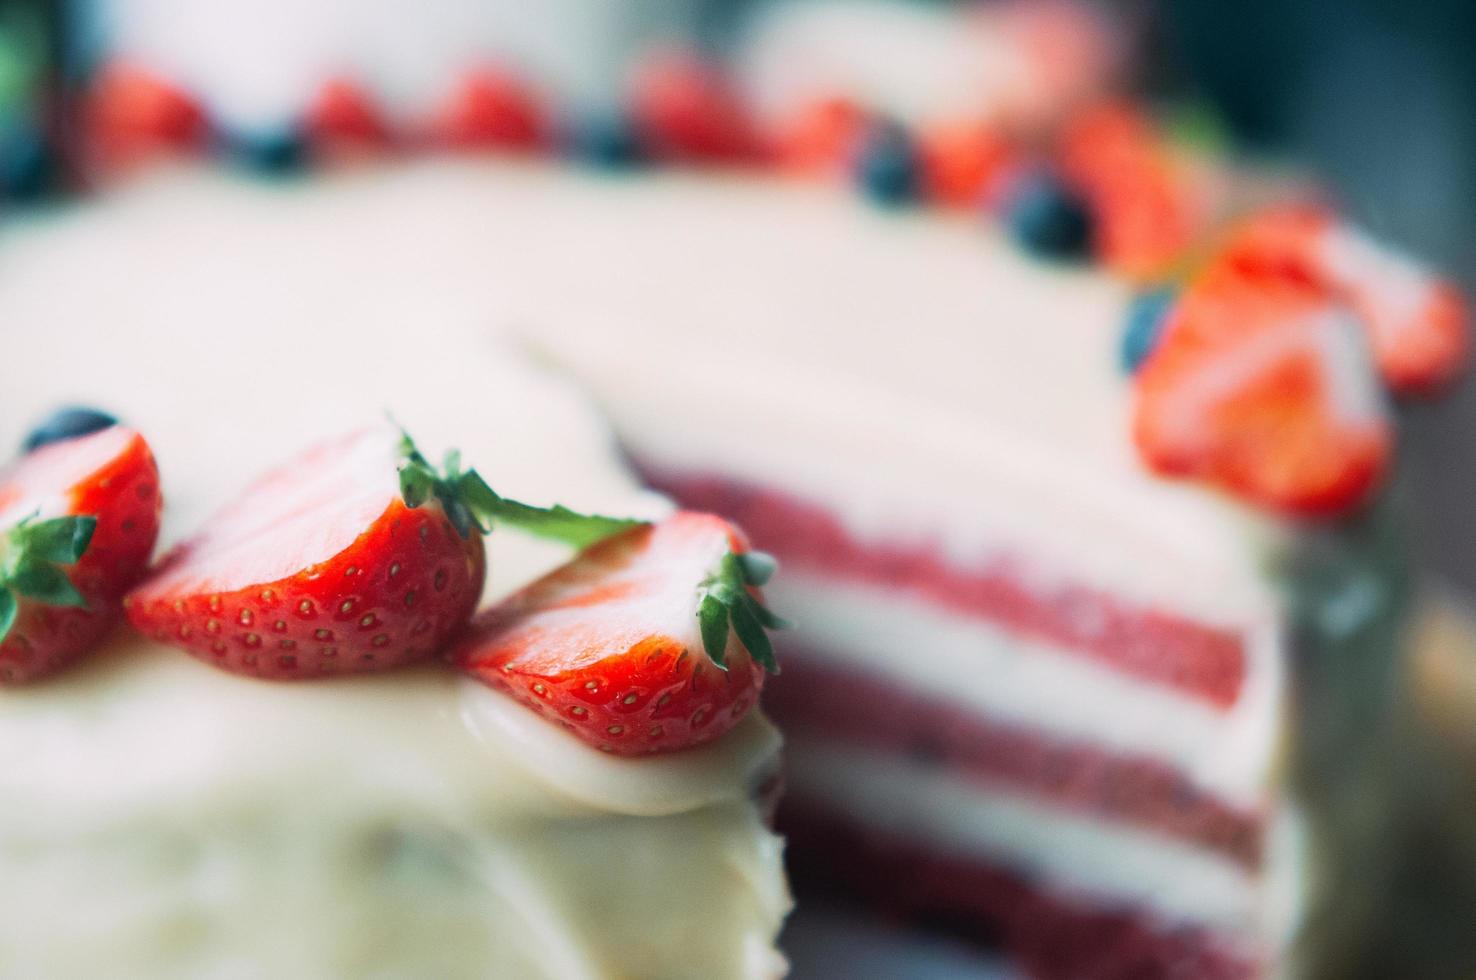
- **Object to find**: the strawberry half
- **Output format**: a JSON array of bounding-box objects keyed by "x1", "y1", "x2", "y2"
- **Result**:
[
  {"x1": 1221, "y1": 206, "x2": 1469, "y2": 395},
  {"x1": 1133, "y1": 266, "x2": 1393, "y2": 517},
  {"x1": 629, "y1": 50, "x2": 762, "y2": 165},
  {"x1": 126, "y1": 426, "x2": 639, "y2": 680},
  {"x1": 305, "y1": 78, "x2": 391, "y2": 153},
  {"x1": 85, "y1": 61, "x2": 207, "y2": 168},
  {"x1": 430, "y1": 68, "x2": 549, "y2": 152},
  {"x1": 0, "y1": 426, "x2": 162, "y2": 683},
  {"x1": 454, "y1": 512, "x2": 785, "y2": 755},
  {"x1": 1057, "y1": 101, "x2": 1207, "y2": 281}
]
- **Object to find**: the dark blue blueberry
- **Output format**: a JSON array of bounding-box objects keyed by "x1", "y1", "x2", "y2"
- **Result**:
[
  {"x1": 22, "y1": 406, "x2": 119, "y2": 453},
  {"x1": 224, "y1": 125, "x2": 308, "y2": 176},
  {"x1": 855, "y1": 122, "x2": 918, "y2": 208},
  {"x1": 1004, "y1": 171, "x2": 1094, "y2": 262},
  {"x1": 1120, "y1": 287, "x2": 1179, "y2": 373},
  {"x1": 568, "y1": 111, "x2": 646, "y2": 170},
  {"x1": 0, "y1": 118, "x2": 58, "y2": 201}
]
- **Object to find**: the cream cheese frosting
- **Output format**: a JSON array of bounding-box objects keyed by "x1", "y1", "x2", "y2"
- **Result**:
[{"x1": 0, "y1": 199, "x2": 789, "y2": 977}]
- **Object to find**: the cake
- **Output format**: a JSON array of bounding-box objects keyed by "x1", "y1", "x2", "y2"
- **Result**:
[
  {"x1": 0, "y1": 327, "x2": 790, "y2": 977},
  {"x1": 0, "y1": 1, "x2": 1468, "y2": 978}
]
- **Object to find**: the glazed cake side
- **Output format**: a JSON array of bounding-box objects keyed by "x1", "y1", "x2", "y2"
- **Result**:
[{"x1": 0, "y1": 207, "x2": 791, "y2": 979}]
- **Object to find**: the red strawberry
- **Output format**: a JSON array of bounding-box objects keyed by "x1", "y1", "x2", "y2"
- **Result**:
[
  {"x1": 126, "y1": 427, "x2": 484, "y2": 678},
  {"x1": 430, "y1": 68, "x2": 548, "y2": 152},
  {"x1": 454, "y1": 512, "x2": 784, "y2": 755},
  {"x1": 1221, "y1": 206, "x2": 1469, "y2": 395},
  {"x1": 918, "y1": 117, "x2": 1017, "y2": 209},
  {"x1": 305, "y1": 78, "x2": 391, "y2": 151},
  {"x1": 1133, "y1": 266, "x2": 1392, "y2": 516},
  {"x1": 1058, "y1": 101, "x2": 1206, "y2": 280},
  {"x1": 774, "y1": 95, "x2": 865, "y2": 177},
  {"x1": 85, "y1": 61, "x2": 207, "y2": 167},
  {"x1": 126, "y1": 426, "x2": 639, "y2": 680},
  {"x1": 629, "y1": 50, "x2": 762, "y2": 165},
  {"x1": 0, "y1": 426, "x2": 162, "y2": 683}
]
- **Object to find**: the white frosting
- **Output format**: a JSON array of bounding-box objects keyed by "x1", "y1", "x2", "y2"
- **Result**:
[
  {"x1": 787, "y1": 740, "x2": 1265, "y2": 941},
  {"x1": 0, "y1": 208, "x2": 788, "y2": 976},
  {"x1": 775, "y1": 574, "x2": 1283, "y2": 807}
]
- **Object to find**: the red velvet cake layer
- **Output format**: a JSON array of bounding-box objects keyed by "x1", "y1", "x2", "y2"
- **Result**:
[
  {"x1": 768, "y1": 655, "x2": 1266, "y2": 868},
  {"x1": 641, "y1": 467, "x2": 1248, "y2": 707},
  {"x1": 782, "y1": 801, "x2": 1261, "y2": 980}
]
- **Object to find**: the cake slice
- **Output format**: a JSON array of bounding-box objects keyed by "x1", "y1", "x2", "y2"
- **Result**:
[{"x1": 0, "y1": 322, "x2": 790, "y2": 978}]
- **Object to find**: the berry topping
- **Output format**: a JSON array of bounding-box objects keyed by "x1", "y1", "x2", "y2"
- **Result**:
[
  {"x1": 126, "y1": 426, "x2": 639, "y2": 680},
  {"x1": 1005, "y1": 170, "x2": 1094, "y2": 261},
  {"x1": 1220, "y1": 206, "x2": 1469, "y2": 395},
  {"x1": 0, "y1": 426, "x2": 162, "y2": 683},
  {"x1": 917, "y1": 118, "x2": 1016, "y2": 209},
  {"x1": 1058, "y1": 102, "x2": 1206, "y2": 280},
  {"x1": 85, "y1": 62, "x2": 206, "y2": 166},
  {"x1": 568, "y1": 110, "x2": 646, "y2": 170},
  {"x1": 774, "y1": 95, "x2": 864, "y2": 177},
  {"x1": 432, "y1": 68, "x2": 549, "y2": 152},
  {"x1": 0, "y1": 115, "x2": 57, "y2": 201},
  {"x1": 21, "y1": 405, "x2": 119, "y2": 453},
  {"x1": 305, "y1": 78, "x2": 390, "y2": 150},
  {"x1": 629, "y1": 51, "x2": 760, "y2": 165},
  {"x1": 854, "y1": 121, "x2": 919, "y2": 208},
  {"x1": 1133, "y1": 267, "x2": 1392, "y2": 516},
  {"x1": 454, "y1": 512, "x2": 785, "y2": 755},
  {"x1": 1120, "y1": 287, "x2": 1178, "y2": 373},
  {"x1": 224, "y1": 126, "x2": 307, "y2": 175}
]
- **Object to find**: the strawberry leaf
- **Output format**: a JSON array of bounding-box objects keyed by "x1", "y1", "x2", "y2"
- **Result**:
[
  {"x1": 395, "y1": 427, "x2": 645, "y2": 547},
  {"x1": 0, "y1": 587, "x2": 15, "y2": 645},
  {"x1": 14, "y1": 515, "x2": 96, "y2": 564},
  {"x1": 10, "y1": 557, "x2": 86, "y2": 607},
  {"x1": 737, "y1": 551, "x2": 777, "y2": 586},
  {"x1": 696, "y1": 548, "x2": 787, "y2": 674},
  {"x1": 699, "y1": 594, "x2": 731, "y2": 669}
]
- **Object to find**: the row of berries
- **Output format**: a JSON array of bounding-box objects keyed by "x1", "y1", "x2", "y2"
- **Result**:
[
  {"x1": 0, "y1": 410, "x2": 782, "y2": 755},
  {"x1": 1126, "y1": 205, "x2": 1469, "y2": 516},
  {"x1": 83, "y1": 54, "x2": 1198, "y2": 280}
]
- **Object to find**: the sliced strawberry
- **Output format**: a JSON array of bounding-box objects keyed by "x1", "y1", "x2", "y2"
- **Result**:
[
  {"x1": 126, "y1": 426, "x2": 639, "y2": 680},
  {"x1": 305, "y1": 78, "x2": 391, "y2": 151},
  {"x1": 629, "y1": 50, "x2": 762, "y2": 165},
  {"x1": 85, "y1": 61, "x2": 207, "y2": 167},
  {"x1": 773, "y1": 95, "x2": 865, "y2": 177},
  {"x1": 0, "y1": 426, "x2": 162, "y2": 683},
  {"x1": 1057, "y1": 101, "x2": 1206, "y2": 280},
  {"x1": 1222, "y1": 206, "x2": 1469, "y2": 395},
  {"x1": 1133, "y1": 266, "x2": 1392, "y2": 516},
  {"x1": 454, "y1": 512, "x2": 785, "y2": 755},
  {"x1": 917, "y1": 117, "x2": 1017, "y2": 209},
  {"x1": 430, "y1": 68, "x2": 549, "y2": 152}
]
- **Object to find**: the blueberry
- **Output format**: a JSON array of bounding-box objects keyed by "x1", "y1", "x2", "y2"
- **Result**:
[
  {"x1": 855, "y1": 121, "x2": 918, "y2": 208},
  {"x1": 23, "y1": 406, "x2": 119, "y2": 453},
  {"x1": 569, "y1": 111, "x2": 646, "y2": 169},
  {"x1": 225, "y1": 125, "x2": 307, "y2": 175},
  {"x1": 1004, "y1": 171, "x2": 1094, "y2": 261},
  {"x1": 0, "y1": 117, "x2": 58, "y2": 201},
  {"x1": 1120, "y1": 287, "x2": 1179, "y2": 373}
]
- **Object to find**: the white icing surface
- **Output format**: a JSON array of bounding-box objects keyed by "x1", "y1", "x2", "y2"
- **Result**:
[
  {"x1": 0, "y1": 223, "x2": 787, "y2": 976},
  {"x1": 775, "y1": 573, "x2": 1283, "y2": 807},
  {"x1": 787, "y1": 740, "x2": 1265, "y2": 941}
]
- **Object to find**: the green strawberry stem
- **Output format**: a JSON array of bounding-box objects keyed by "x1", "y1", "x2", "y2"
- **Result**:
[
  {"x1": 395, "y1": 429, "x2": 646, "y2": 547},
  {"x1": 0, "y1": 513, "x2": 96, "y2": 643},
  {"x1": 697, "y1": 549, "x2": 788, "y2": 674}
]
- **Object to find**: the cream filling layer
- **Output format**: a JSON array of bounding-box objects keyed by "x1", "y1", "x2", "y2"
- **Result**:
[
  {"x1": 787, "y1": 740, "x2": 1264, "y2": 938},
  {"x1": 773, "y1": 574, "x2": 1284, "y2": 807}
]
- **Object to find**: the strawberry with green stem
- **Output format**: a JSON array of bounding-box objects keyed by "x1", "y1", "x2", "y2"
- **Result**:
[
  {"x1": 0, "y1": 425, "x2": 163, "y2": 683},
  {"x1": 454, "y1": 511, "x2": 787, "y2": 755},
  {"x1": 126, "y1": 424, "x2": 641, "y2": 679}
]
